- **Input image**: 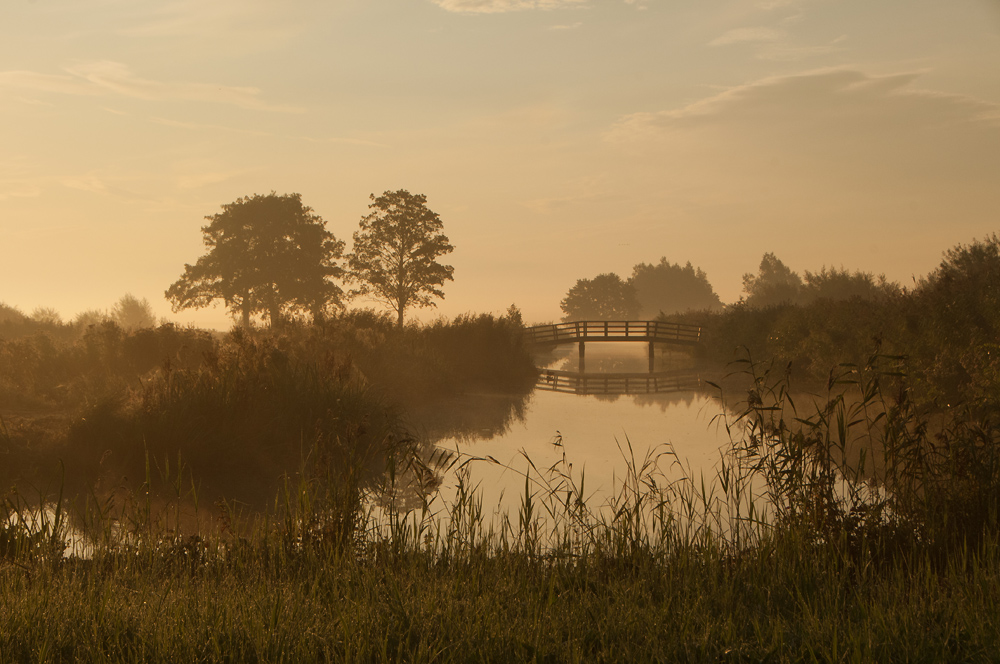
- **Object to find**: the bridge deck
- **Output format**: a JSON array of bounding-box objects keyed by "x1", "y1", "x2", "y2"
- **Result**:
[{"x1": 525, "y1": 320, "x2": 701, "y2": 346}]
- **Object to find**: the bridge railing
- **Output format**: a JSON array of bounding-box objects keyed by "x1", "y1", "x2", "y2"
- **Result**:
[{"x1": 524, "y1": 320, "x2": 702, "y2": 345}]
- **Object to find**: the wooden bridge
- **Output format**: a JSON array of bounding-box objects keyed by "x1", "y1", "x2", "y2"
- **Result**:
[{"x1": 524, "y1": 320, "x2": 702, "y2": 373}]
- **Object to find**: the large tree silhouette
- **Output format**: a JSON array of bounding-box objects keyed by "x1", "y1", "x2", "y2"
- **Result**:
[
  {"x1": 348, "y1": 190, "x2": 454, "y2": 327},
  {"x1": 165, "y1": 193, "x2": 345, "y2": 327}
]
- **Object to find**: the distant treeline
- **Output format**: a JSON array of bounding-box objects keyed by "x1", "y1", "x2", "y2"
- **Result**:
[
  {"x1": 559, "y1": 253, "x2": 900, "y2": 322},
  {"x1": 676, "y1": 238, "x2": 1000, "y2": 411},
  {"x1": 560, "y1": 259, "x2": 723, "y2": 321},
  {"x1": 560, "y1": 235, "x2": 1000, "y2": 409}
]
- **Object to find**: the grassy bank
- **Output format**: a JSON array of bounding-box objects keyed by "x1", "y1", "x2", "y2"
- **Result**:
[{"x1": 2, "y1": 533, "x2": 996, "y2": 662}]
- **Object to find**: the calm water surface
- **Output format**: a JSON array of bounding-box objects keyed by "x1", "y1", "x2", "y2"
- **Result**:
[{"x1": 429, "y1": 345, "x2": 732, "y2": 514}]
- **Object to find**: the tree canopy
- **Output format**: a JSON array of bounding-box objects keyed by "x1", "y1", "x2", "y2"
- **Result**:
[
  {"x1": 802, "y1": 267, "x2": 900, "y2": 303},
  {"x1": 742, "y1": 253, "x2": 803, "y2": 308},
  {"x1": 630, "y1": 259, "x2": 723, "y2": 317},
  {"x1": 918, "y1": 233, "x2": 1000, "y2": 345},
  {"x1": 348, "y1": 190, "x2": 454, "y2": 327},
  {"x1": 112, "y1": 294, "x2": 157, "y2": 329},
  {"x1": 165, "y1": 193, "x2": 345, "y2": 327},
  {"x1": 560, "y1": 273, "x2": 641, "y2": 321}
]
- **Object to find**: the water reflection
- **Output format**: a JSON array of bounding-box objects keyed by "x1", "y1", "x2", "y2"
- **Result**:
[
  {"x1": 537, "y1": 369, "x2": 703, "y2": 396},
  {"x1": 559, "y1": 344, "x2": 691, "y2": 372},
  {"x1": 423, "y1": 345, "x2": 730, "y2": 517},
  {"x1": 406, "y1": 391, "x2": 531, "y2": 444}
]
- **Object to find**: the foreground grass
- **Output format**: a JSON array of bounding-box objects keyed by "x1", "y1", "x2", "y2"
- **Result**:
[{"x1": 1, "y1": 533, "x2": 997, "y2": 663}]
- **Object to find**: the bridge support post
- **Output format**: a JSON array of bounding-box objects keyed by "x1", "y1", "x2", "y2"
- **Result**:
[
  {"x1": 579, "y1": 341, "x2": 586, "y2": 373},
  {"x1": 648, "y1": 341, "x2": 655, "y2": 373}
]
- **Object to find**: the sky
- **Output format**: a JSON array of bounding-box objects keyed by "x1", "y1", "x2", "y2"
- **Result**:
[{"x1": 2, "y1": 0, "x2": 999, "y2": 327}]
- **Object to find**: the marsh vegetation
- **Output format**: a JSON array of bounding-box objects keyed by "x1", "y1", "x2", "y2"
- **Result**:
[
  {"x1": 3, "y1": 234, "x2": 1000, "y2": 661},
  {"x1": 2, "y1": 346, "x2": 999, "y2": 661}
]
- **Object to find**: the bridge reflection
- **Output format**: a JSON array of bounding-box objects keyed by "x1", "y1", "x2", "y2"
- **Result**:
[{"x1": 536, "y1": 369, "x2": 703, "y2": 396}]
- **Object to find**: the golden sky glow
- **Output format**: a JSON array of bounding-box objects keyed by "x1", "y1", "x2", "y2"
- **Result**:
[{"x1": 2, "y1": 0, "x2": 999, "y2": 326}]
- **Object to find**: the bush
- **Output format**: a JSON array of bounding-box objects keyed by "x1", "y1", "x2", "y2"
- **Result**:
[{"x1": 66, "y1": 329, "x2": 415, "y2": 511}]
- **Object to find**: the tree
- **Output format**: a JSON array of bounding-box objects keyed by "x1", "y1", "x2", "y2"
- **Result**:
[
  {"x1": 629, "y1": 258, "x2": 723, "y2": 317},
  {"x1": 918, "y1": 233, "x2": 1000, "y2": 346},
  {"x1": 742, "y1": 253, "x2": 803, "y2": 307},
  {"x1": 560, "y1": 273, "x2": 641, "y2": 321},
  {"x1": 911, "y1": 233, "x2": 1000, "y2": 406},
  {"x1": 0, "y1": 303, "x2": 27, "y2": 325},
  {"x1": 30, "y1": 307, "x2": 62, "y2": 326},
  {"x1": 348, "y1": 190, "x2": 454, "y2": 327},
  {"x1": 112, "y1": 293, "x2": 157, "y2": 329},
  {"x1": 166, "y1": 193, "x2": 345, "y2": 327},
  {"x1": 73, "y1": 309, "x2": 109, "y2": 329},
  {"x1": 801, "y1": 267, "x2": 899, "y2": 303}
]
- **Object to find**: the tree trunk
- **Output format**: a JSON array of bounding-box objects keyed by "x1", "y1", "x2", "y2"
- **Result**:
[
  {"x1": 396, "y1": 305, "x2": 405, "y2": 328},
  {"x1": 241, "y1": 304, "x2": 251, "y2": 328}
]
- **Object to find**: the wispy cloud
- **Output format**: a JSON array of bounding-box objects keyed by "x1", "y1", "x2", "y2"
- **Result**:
[
  {"x1": 755, "y1": 36, "x2": 847, "y2": 61},
  {"x1": 151, "y1": 116, "x2": 386, "y2": 147},
  {"x1": 757, "y1": 0, "x2": 806, "y2": 9},
  {"x1": 610, "y1": 69, "x2": 1000, "y2": 137},
  {"x1": 0, "y1": 182, "x2": 43, "y2": 201},
  {"x1": 66, "y1": 61, "x2": 303, "y2": 113},
  {"x1": 117, "y1": 0, "x2": 299, "y2": 44},
  {"x1": 709, "y1": 26, "x2": 785, "y2": 46},
  {"x1": 176, "y1": 169, "x2": 252, "y2": 190},
  {"x1": 57, "y1": 173, "x2": 158, "y2": 202},
  {"x1": 548, "y1": 21, "x2": 583, "y2": 30},
  {"x1": 60, "y1": 175, "x2": 110, "y2": 195},
  {"x1": 709, "y1": 15, "x2": 845, "y2": 61},
  {"x1": 429, "y1": 0, "x2": 585, "y2": 13},
  {"x1": 0, "y1": 62, "x2": 301, "y2": 113},
  {"x1": 150, "y1": 116, "x2": 274, "y2": 137},
  {"x1": 0, "y1": 70, "x2": 95, "y2": 96}
]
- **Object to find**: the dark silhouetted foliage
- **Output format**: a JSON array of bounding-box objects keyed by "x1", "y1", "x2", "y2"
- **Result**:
[
  {"x1": 0, "y1": 303, "x2": 27, "y2": 325},
  {"x1": 166, "y1": 192, "x2": 346, "y2": 327},
  {"x1": 111, "y1": 293, "x2": 157, "y2": 329},
  {"x1": 30, "y1": 307, "x2": 62, "y2": 326},
  {"x1": 802, "y1": 266, "x2": 900, "y2": 303},
  {"x1": 0, "y1": 321, "x2": 215, "y2": 411},
  {"x1": 560, "y1": 273, "x2": 641, "y2": 321},
  {"x1": 66, "y1": 329, "x2": 411, "y2": 510},
  {"x1": 348, "y1": 190, "x2": 454, "y2": 328},
  {"x1": 909, "y1": 233, "x2": 1000, "y2": 407},
  {"x1": 630, "y1": 258, "x2": 722, "y2": 317},
  {"x1": 742, "y1": 252, "x2": 803, "y2": 307},
  {"x1": 677, "y1": 235, "x2": 1000, "y2": 410}
]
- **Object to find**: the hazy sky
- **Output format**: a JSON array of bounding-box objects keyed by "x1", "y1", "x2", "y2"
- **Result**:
[{"x1": 2, "y1": 0, "x2": 999, "y2": 326}]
